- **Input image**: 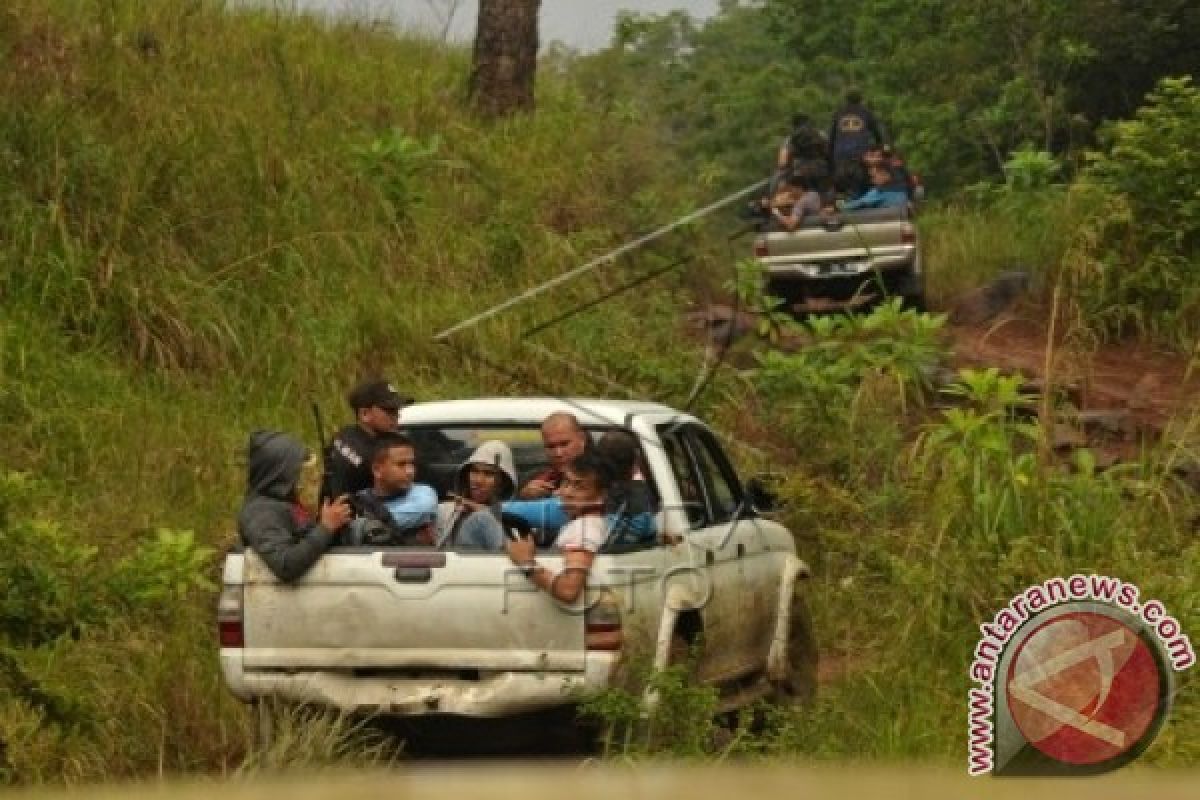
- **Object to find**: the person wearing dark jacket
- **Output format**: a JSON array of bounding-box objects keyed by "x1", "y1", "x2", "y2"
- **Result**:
[
  {"x1": 239, "y1": 430, "x2": 352, "y2": 583},
  {"x1": 322, "y1": 379, "x2": 412, "y2": 501},
  {"x1": 777, "y1": 113, "x2": 830, "y2": 183},
  {"x1": 829, "y1": 90, "x2": 887, "y2": 194}
]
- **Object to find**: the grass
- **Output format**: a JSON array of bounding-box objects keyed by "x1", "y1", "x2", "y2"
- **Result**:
[
  {"x1": 920, "y1": 188, "x2": 1093, "y2": 308},
  {"x1": 0, "y1": 0, "x2": 709, "y2": 783},
  {"x1": 741, "y1": 320, "x2": 1200, "y2": 766},
  {"x1": 585, "y1": 305, "x2": 1197, "y2": 766}
]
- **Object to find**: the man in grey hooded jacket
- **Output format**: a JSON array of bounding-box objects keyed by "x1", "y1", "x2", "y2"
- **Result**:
[
  {"x1": 238, "y1": 430, "x2": 352, "y2": 582},
  {"x1": 436, "y1": 439, "x2": 517, "y2": 551}
]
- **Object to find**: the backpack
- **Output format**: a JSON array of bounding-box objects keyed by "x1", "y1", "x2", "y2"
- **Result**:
[
  {"x1": 789, "y1": 125, "x2": 827, "y2": 162},
  {"x1": 788, "y1": 125, "x2": 830, "y2": 181},
  {"x1": 346, "y1": 491, "x2": 427, "y2": 546}
]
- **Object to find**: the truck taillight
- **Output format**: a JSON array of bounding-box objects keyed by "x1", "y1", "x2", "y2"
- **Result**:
[
  {"x1": 585, "y1": 592, "x2": 623, "y2": 652},
  {"x1": 753, "y1": 239, "x2": 769, "y2": 258},
  {"x1": 901, "y1": 225, "x2": 916, "y2": 244},
  {"x1": 217, "y1": 585, "x2": 244, "y2": 649}
]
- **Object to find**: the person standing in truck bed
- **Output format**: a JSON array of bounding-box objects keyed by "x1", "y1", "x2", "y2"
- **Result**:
[
  {"x1": 829, "y1": 90, "x2": 887, "y2": 195},
  {"x1": 778, "y1": 112, "x2": 830, "y2": 186},
  {"x1": 322, "y1": 379, "x2": 412, "y2": 500}
]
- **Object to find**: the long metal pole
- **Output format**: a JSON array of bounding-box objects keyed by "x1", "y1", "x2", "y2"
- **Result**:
[{"x1": 433, "y1": 179, "x2": 768, "y2": 341}]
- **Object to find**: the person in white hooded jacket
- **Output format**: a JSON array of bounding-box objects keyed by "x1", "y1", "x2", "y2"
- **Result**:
[{"x1": 436, "y1": 439, "x2": 517, "y2": 551}]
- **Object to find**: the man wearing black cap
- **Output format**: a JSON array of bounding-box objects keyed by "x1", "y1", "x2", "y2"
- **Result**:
[{"x1": 321, "y1": 379, "x2": 412, "y2": 500}]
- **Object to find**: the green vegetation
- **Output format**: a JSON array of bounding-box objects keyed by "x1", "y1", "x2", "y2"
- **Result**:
[
  {"x1": 1, "y1": 0, "x2": 1197, "y2": 786},
  {"x1": 1068, "y1": 77, "x2": 1200, "y2": 346},
  {"x1": 756, "y1": 347, "x2": 1199, "y2": 763},
  {"x1": 592, "y1": 2, "x2": 1199, "y2": 348},
  {"x1": 595, "y1": 304, "x2": 1198, "y2": 764},
  {"x1": 0, "y1": 0, "x2": 717, "y2": 783},
  {"x1": 596, "y1": 0, "x2": 1197, "y2": 192}
]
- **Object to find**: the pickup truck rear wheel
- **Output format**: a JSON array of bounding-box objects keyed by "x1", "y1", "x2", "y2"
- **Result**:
[
  {"x1": 667, "y1": 624, "x2": 703, "y2": 678},
  {"x1": 770, "y1": 591, "x2": 818, "y2": 706}
]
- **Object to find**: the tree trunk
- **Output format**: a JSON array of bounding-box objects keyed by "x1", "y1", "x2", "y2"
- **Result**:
[{"x1": 469, "y1": 0, "x2": 541, "y2": 118}]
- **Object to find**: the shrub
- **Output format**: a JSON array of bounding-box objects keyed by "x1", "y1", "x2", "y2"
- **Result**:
[
  {"x1": 0, "y1": 473, "x2": 105, "y2": 647},
  {"x1": 753, "y1": 300, "x2": 946, "y2": 430},
  {"x1": 1068, "y1": 76, "x2": 1200, "y2": 346},
  {"x1": 0, "y1": 471, "x2": 230, "y2": 783},
  {"x1": 106, "y1": 529, "x2": 217, "y2": 616}
]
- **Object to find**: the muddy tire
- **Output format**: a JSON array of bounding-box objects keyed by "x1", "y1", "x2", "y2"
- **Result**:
[
  {"x1": 769, "y1": 591, "x2": 818, "y2": 706},
  {"x1": 668, "y1": 631, "x2": 689, "y2": 668},
  {"x1": 893, "y1": 269, "x2": 926, "y2": 312},
  {"x1": 902, "y1": 291, "x2": 926, "y2": 312}
]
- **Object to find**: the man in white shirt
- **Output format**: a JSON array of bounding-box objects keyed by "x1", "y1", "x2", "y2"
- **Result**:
[{"x1": 504, "y1": 451, "x2": 613, "y2": 603}]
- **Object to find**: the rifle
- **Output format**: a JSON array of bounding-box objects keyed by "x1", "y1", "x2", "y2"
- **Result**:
[{"x1": 311, "y1": 400, "x2": 334, "y2": 506}]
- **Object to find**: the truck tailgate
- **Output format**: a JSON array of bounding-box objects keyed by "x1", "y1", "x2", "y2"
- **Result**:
[
  {"x1": 759, "y1": 208, "x2": 915, "y2": 270},
  {"x1": 241, "y1": 550, "x2": 585, "y2": 672}
]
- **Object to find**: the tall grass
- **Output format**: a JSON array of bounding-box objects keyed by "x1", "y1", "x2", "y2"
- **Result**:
[
  {"x1": 920, "y1": 188, "x2": 1093, "y2": 307},
  {"x1": 738, "y1": 307, "x2": 1199, "y2": 765},
  {"x1": 0, "y1": 0, "x2": 708, "y2": 784}
]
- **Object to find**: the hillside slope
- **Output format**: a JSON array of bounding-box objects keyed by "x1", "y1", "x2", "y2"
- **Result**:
[{"x1": 0, "y1": 0, "x2": 714, "y2": 781}]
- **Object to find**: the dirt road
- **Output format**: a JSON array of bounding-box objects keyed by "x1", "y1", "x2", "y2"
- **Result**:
[
  {"x1": 950, "y1": 313, "x2": 1198, "y2": 433},
  {"x1": 686, "y1": 302, "x2": 1198, "y2": 441}
]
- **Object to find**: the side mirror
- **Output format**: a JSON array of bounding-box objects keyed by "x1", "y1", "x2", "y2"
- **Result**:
[{"x1": 745, "y1": 476, "x2": 781, "y2": 515}]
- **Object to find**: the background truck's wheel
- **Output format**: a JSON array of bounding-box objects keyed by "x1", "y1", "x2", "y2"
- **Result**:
[
  {"x1": 770, "y1": 591, "x2": 818, "y2": 706},
  {"x1": 892, "y1": 269, "x2": 926, "y2": 312}
]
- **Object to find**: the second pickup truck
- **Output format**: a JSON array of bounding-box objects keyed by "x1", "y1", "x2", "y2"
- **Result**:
[{"x1": 753, "y1": 206, "x2": 924, "y2": 312}]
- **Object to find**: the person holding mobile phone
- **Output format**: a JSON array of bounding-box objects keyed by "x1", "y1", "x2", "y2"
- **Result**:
[
  {"x1": 238, "y1": 430, "x2": 352, "y2": 583},
  {"x1": 506, "y1": 451, "x2": 613, "y2": 604}
]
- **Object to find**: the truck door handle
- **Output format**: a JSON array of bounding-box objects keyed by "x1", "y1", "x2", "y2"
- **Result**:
[
  {"x1": 704, "y1": 550, "x2": 715, "y2": 566},
  {"x1": 394, "y1": 567, "x2": 432, "y2": 583},
  {"x1": 736, "y1": 543, "x2": 746, "y2": 559}
]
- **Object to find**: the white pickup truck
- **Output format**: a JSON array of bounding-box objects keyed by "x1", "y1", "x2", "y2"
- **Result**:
[{"x1": 218, "y1": 398, "x2": 815, "y2": 726}]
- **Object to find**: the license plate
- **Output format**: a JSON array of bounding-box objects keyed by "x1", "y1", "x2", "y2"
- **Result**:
[{"x1": 821, "y1": 261, "x2": 867, "y2": 276}]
